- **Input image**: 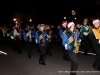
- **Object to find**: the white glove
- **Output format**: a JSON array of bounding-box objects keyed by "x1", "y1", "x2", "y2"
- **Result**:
[
  {"x1": 11, "y1": 36, "x2": 14, "y2": 39},
  {"x1": 36, "y1": 39, "x2": 38, "y2": 43},
  {"x1": 65, "y1": 44, "x2": 67, "y2": 50},
  {"x1": 79, "y1": 39, "x2": 81, "y2": 42},
  {"x1": 83, "y1": 32, "x2": 88, "y2": 36},
  {"x1": 26, "y1": 33, "x2": 29, "y2": 37},
  {"x1": 99, "y1": 40, "x2": 100, "y2": 43}
]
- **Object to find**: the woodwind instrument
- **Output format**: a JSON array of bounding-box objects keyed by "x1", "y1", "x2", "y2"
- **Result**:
[{"x1": 73, "y1": 29, "x2": 81, "y2": 53}]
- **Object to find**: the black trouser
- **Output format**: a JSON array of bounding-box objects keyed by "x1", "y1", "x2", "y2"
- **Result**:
[
  {"x1": 63, "y1": 49, "x2": 70, "y2": 60},
  {"x1": 26, "y1": 41, "x2": 33, "y2": 57},
  {"x1": 37, "y1": 44, "x2": 40, "y2": 52},
  {"x1": 62, "y1": 45, "x2": 65, "y2": 51},
  {"x1": 83, "y1": 35, "x2": 90, "y2": 55},
  {"x1": 12, "y1": 39, "x2": 22, "y2": 53},
  {"x1": 12, "y1": 39, "x2": 17, "y2": 51},
  {"x1": 93, "y1": 43, "x2": 100, "y2": 70},
  {"x1": 39, "y1": 44, "x2": 47, "y2": 64},
  {"x1": 17, "y1": 39, "x2": 22, "y2": 53},
  {"x1": 46, "y1": 41, "x2": 52, "y2": 55},
  {"x1": 68, "y1": 50, "x2": 78, "y2": 75},
  {"x1": 3, "y1": 36, "x2": 8, "y2": 46}
]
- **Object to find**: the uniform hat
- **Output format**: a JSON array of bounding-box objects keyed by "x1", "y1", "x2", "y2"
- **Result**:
[
  {"x1": 92, "y1": 19, "x2": 100, "y2": 25},
  {"x1": 62, "y1": 21, "x2": 67, "y2": 26},
  {"x1": 39, "y1": 24, "x2": 45, "y2": 28},
  {"x1": 67, "y1": 22, "x2": 75, "y2": 28}
]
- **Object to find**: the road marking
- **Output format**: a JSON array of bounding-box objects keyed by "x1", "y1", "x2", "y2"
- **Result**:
[
  {"x1": 0, "y1": 50, "x2": 7, "y2": 55},
  {"x1": 79, "y1": 51, "x2": 96, "y2": 55}
]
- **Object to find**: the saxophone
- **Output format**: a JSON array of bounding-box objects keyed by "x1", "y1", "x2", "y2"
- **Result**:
[{"x1": 73, "y1": 30, "x2": 81, "y2": 53}]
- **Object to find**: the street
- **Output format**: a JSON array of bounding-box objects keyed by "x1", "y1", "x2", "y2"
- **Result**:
[{"x1": 0, "y1": 42, "x2": 100, "y2": 75}]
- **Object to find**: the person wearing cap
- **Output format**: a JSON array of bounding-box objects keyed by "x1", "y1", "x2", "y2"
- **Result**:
[
  {"x1": 23, "y1": 25, "x2": 34, "y2": 58},
  {"x1": 59, "y1": 21, "x2": 68, "y2": 39},
  {"x1": 59, "y1": 21, "x2": 70, "y2": 61},
  {"x1": 62, "y1": 22, "x2": 81, "y2": 75},
  {"x1": 89, "y1": 19, "x2": 100, "y2": 71},
  {"x1": 81, "y1": 19, "x2": 90, "y2": 56},
  {"x1": 35, "y1": 24, "x2": 48, "y2": 65}
]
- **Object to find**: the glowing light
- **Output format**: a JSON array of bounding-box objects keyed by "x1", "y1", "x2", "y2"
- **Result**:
[
  {"x1": 13, "y1": 18, "x2": 16, "y2": 21},
  {"x1": 74, "y1": 18, "x2": 76, "y2": 19},
  {"x1": 16, "y1": 21, "x2": 17, "y2": 23},
  {"x1": 64, "y1": 17, "x2": 66, "y2": 19},
  {"x1": 29, "y1": 19, "x2": 32, "y2": 22}
]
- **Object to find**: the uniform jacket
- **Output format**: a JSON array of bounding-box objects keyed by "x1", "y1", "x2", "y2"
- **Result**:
[
  {"x1": 23, "y1": 29, "x2": 34, "y2": 41},
  {"x1": 62, "y1": 30, "x2": 81, "y2": 50},
  {"x1": 35, "y1": 31, "x2": 48, "y2": 44}
]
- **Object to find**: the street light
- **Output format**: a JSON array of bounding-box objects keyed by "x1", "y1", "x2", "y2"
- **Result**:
[
  {"x1": 15, "y1": 21, "x2": 17, "y2": 23},
  {"x1": 64, "y1": 17, "x2": 66, "y2": 19},
  {"x1": 74, "y1": 18, "x2": 76, "y2": 19},
  {"x1": 29, "y1": 19, "x2": 32, "y2": 22},
  {"x1": 13, "y1": 18, "x2": 16, "y2": 21}
]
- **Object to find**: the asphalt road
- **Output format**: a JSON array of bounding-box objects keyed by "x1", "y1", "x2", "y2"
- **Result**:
[{"x1": 0, "y1": 42, "x2": 100, "y2": 75}]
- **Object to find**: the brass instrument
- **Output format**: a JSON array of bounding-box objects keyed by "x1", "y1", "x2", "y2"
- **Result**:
[
  {"x1": 39, "y1": 32, "x2": 46, "y2": 46},
  {"x1": 73, "y1": 29, "x2": 81, "y2": 53}
]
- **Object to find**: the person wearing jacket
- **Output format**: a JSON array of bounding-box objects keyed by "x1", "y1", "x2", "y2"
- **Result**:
[
  {"x1": 89, "y1": 19, "x2": 100, "y2": 71},
  {"x1": 62, "y1": 22, "x2": 81, "y2": 75},
  {"x1": 23, "y1": 25, "x2": 34, "y2": 58},
  {"x1": 59, "y1": 21, "x2": 70, "y2": 61},
  {"x1": 35, "y1": 24, "x2": 48, "y2": 65}
]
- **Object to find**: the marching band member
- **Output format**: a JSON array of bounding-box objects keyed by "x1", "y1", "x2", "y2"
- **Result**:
[
  {"x1": 2, "y1": 25, "x2": 7, "y2": 45},
  {"x1": 10, "y1": 24, "x2": 22, "y2": 54},
  {"x1": 23, "y1": 25, "x2": 34, "y2": 58},
  {"x1": 59, "y1": 21, "x2": 68, "y2": 39},
  {"x1": 35, "y1": 24, "x2": 40, "y2": 52},
  {"x1": 62, "y1": 22, "x2": 81, "y2": 75},
  {"x1": 31, "y1": 25, "x2": 36, "y2": 44},
  {"x1": 89, "y1": 19, "x2": 100, "y2": 71},
  {"x1": 10, "y1": 27, "x2": 16, "y2": 51},
  {"x1": 35, "y1": 24, "x2": 48, "y2": 65},
  {"x1": 81, "y1": 19, "x2": 90, "y2": 56},
  {"x1": 45, "y1": 25, "x2": 52, "y2": 56},
  {"x1": 59, "y1": 21, "x2": 70, "y2": 61}
]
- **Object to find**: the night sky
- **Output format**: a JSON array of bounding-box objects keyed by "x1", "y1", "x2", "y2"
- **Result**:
[{"x1": 0, "y1": 0, "x2": 100, "y2": 25}]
